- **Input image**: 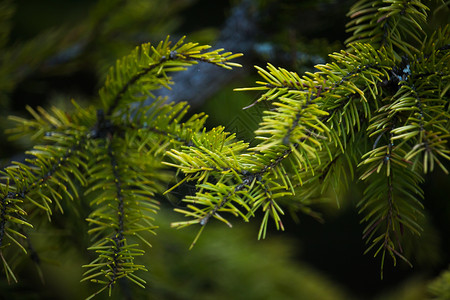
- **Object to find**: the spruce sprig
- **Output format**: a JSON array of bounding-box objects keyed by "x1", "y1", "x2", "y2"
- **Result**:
[
  {"x1": 1, "y1": 36, "x2": 242, "y2": 297},
  {"x1": 167, "y1": 0, "x2": 449, "y2": 278}
]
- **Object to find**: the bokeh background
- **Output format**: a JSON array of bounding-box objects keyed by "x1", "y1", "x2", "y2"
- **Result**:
[{"x1": 1, "y1": 0, "x2": 449, "y2": 299}]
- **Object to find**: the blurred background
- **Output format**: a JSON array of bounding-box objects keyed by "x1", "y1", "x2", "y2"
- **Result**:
[{"x1": 0, "y1": 0, "x2": 449, "y2": 299}]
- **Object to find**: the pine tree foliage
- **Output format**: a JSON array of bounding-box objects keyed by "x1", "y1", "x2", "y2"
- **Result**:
[
  {"x1": 1, "y1": 0, "x2": 449, "y2": 297},
  {"x1": 1, "y1": 36, "x2": 242, "y2": 298},
  {"x1": 167, "y1": 0, "x2": 449, "y2": 277}
]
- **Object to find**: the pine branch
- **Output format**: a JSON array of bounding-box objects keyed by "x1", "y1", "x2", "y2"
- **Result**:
[
  {"x1": 167, "y1": 1, "x2": 449, "y2": 278},
  {"x1": 1, "y1": 35, "x2": 243, "y2": 291},
  {"x1": 0, "y1": 125, "x2": 90, "y2": 282},
  {"x1": 101, "y1": 36, "x2": 242, "y2": 117},
  {"x1": 82, "y1": 137, "x2": 151, "y2": 297},
  {"x1": 346, "y1": 0, "x2": 429, "y2": 58},
  {"x1": 77, "y1": 37, "x2": 242, "y2": 297}
]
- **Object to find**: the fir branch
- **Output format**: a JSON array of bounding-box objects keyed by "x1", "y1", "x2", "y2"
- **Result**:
[
  {"x1": 83, "y1": 129, "x2": 164, "y2": 294},
  {"x1": 106, "y1": 55, "x2": 170, "y2": 117},
  {"x1": 101, "y1": 36, "x2": 242, "y2": 117},
  {"x1": 197, "y1": 169, "x2": 265, "y2": 227},
  {"x1": 107, "y1": 142, "x2": 125, "y2": 240},
  {"x1": 169, "y1": 3, "x2": 449, "y2": 277},
  {"x1": 105, "y1": 141, "x2": 126, "y2": 288},
  {"x1": 0, "y1": 129, "x2": 90, "y2": 284},
  {"x1": 169, "y1": 44, "x2": 394, "y2": 235},
  {"x1": 257, "y1": 145, "x2": 295, "y2": 175},
  {"x1": 359, "y1": 122, "x2": 425, "y2": 276},
  {"x1": 346, "y1": 0, "x2": 429, "y2": 58},
  {"x1": 0, "y1": 131, "x2": 89, "y2": 245},
  {"x1": 199, "y1": 184, "x2": 242, "y2": 227}
]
